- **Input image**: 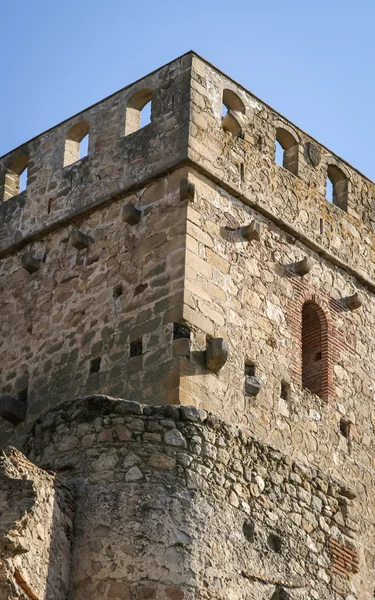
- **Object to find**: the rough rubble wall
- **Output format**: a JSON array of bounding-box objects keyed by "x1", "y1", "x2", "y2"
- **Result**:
[
  {"x1": 0, "y1": 447, "x2": 73, "y2": 599},
  {"x1": 180, "y1": 169, "x2": 375, "y2": 596},
  {"x1": 0, "y1": 169, "x2": 189, "y2": 447},
  {"x1": 25, "y1": 395, "x2": 359, "y2": 600}
]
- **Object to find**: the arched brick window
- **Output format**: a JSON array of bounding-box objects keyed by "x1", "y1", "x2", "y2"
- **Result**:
[
  {"x1": 125, "y1": 88, "x2": 153, "y2": 136},
  {"x1": 3, "y1": 154, "x2": 29, "y2": 201},
  {"x1": 302, "y1": 300, "x2": 328, "y2": 398},
  {"x1": 221, "y1": 88, "x2": 245, "y2": 137},
  {"x1": 326, "y1": 164, "x2": 348, "y2": 212},
  {"x1": 64, "y1": 121, "x2": 90, "y2": 167},
  {"x1": 275, "y1": 128, "x2": 299, "y2": 176}
]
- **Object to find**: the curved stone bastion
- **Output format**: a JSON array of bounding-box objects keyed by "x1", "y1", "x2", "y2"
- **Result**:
[{"x1": 0, "y1": 395, "x2": 360, "y2": 600}]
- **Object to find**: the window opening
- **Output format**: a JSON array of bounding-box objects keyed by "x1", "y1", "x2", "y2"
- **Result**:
[
  {"x1": 130, "y1": 338, "x2": 143, "y2": 357},
  {"x1": 3, "y1": 154, "x2": 29, "y2": 201},
  {"x1": 64, "y1": 121, "x2": 90, "y2": 167},
  {"x1": 90, "y1": 357, "x2": 101, "y2": 374},
  {"x1": 326, "y1": 164, "x2": 348, "y2": 211},
  {"x1": 275, "y1": 140, "x2": 284, "y2": 167},
  {"x1": 221, "y1": 88, "x2": 245, "y2": 137},
  {"x1": 275, "y1": 128, "x2": 299, "y2": 175},
  {"x1": 79, "y1": 134, "x2": 89, "y2": 159},
  {"x1": 340, "y1": 418, "x2": 352, "y2": 439},
  {"x1": 280, "y1": 381, "x2": 290, "y2": 401},
  {"x1": 245, "y1": 362, "x2": 255, "y2": 377},
  {"x1": 267, "y1": 533, "x2": 282, "y2": 554},
  {"x1": 173, "y1": 323, "x2": 190, "y2": 340},
  {"x1": 302, "y1": 301, "x2": 327, "y2": 398},
  {"x1": 140, "y1": 100, "x2": 152, "y2": 128},
  {"x1": 125, "y1": 88, "x2": 153, "y2": 136},
  {"x1": 113, "y1": 284, "x2": 124, "y2": 299},
  {"x1": 19, "y1": 168, "x2": 28, "y2": 193}
]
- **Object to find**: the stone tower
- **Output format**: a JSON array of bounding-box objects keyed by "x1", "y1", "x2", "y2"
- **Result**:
[{"x1": 0, "y1": 52, "x2": 373, "y2": 599}]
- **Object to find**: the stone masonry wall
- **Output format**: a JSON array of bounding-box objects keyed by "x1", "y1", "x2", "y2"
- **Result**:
[
  {"x1": 25, "y1": 395, "x2": 361, "y2": 600},
  {"x1": 0, "y1": 53, "x2": 191, "y2": 253},
  {"x1": 1, "y1": 51, "x2": 375, "y2": 599},
  {"x1": 0, "y1": 447, "x2": 73, "y2": 599},
  {"x1": 188, "y1": 55, "x2": 375, "y2": 288},
  {"x1": 179, "y1": 168, "x2": 375, "y2": 596},
  {"x1": 0, "y1": 169, "x2": 189, "y2": 448}
]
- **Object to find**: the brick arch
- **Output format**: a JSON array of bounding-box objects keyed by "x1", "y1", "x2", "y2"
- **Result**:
[{"x1": 301, "y1": 299, "x2": 329, "y2": 399}]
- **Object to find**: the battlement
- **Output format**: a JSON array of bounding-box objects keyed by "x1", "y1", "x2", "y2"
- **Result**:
[{"x1": 1, "y1": 52, "x2": 375, "y2": 288}]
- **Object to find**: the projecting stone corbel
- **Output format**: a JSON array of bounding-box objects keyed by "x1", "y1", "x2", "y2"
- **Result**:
[
  {"x1": 173, "y1": 338, "x2": 190, "y2": 358},
  {"x1": 293, "y1": 256, "x2": 313, "y2": 276},
  {"x1": 21, "y1": 252, "x2": 41, "y2": 274},
  {"x1": 245, "y1": 376, "x2": 261, "y2": 396},
  {"x1": 71, "y1": 228, "x2": 91, "y2": 250},
  {"x1": 0, "y1": 395, "x2": 26, "y2": 424},
  {"x1": 345, "y1": 292, "x2": 363, "y2": 311},
  {"x1": 241, "y1": 220, "x2": 261, "y2": 242},
  {"x1": 180, "y1": 178, "x2": 195, "y2": 202},
  {"x1": 205, "y1": 338, "x2": 228, "y2": 373},
  {"x1": 122, "y1": 203, "x2": 141, "y2": 225}
]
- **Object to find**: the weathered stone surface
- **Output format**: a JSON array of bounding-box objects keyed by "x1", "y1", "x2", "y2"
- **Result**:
[
  {"x1": 293, "y1": 256, "x2": 313, "y2": 276},
  {"x1": 244, "y1": 375, "x2": 261, "y2": 396},
  {"x1": 205, "y1": 338, "x2": 229, "y2": 373},
  {"x1": 164, "y1": 428, "x2": 187, "y2": 448},
  {"x1": 122, "y1": 203, "x2": 141, "y2": 225},
  {"x1": 21, "y1": 251, "x2": 41, "y2": 274},
  {"x1": 70, "y1": 227, "x2": 90, "y2": 250},
  {"x1": 241, "y1": 220, "x2": 261, "y2": 242},
  {"x1": 19, "y1": 395, "x2": 360, "y2": 600},
  {"x1": 345, "y1": 291, "x2": 363, "y2": 311},
  {"x1": 0, "y1": 51, "x2": 374, "y2": 598}
]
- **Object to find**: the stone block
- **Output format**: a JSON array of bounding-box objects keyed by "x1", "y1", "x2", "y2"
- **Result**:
[
  {"x1": 294, "y1": 256, "x2": 313, "y2": 276},
  {"x1": 241, "y1": 220, "x2": 261, "y2": 242},
  {"x1": 205, "y1": 337, "x2": 228, "y2": 373},
  {"x1": 122, "y1": 203, "x2": 141, "y2": 225},
  {"x1": 70, "y1": 228, "x2": 91, "y2": 250},
  {"x1": 21, "y1": 252, "x2": 41, "y2": 274},
  {"x1": 173, "y1": 337, "x2": 190, "y2": 358},
  {"x1": 0, "y1": 395, "x2": 27, "y2": 424},
  {"x1": 245, "y1": 376, "x2": 261, "y2": 396},
  {"x1": 345, "y1": 292, "x2": 363, "y2": 311}
]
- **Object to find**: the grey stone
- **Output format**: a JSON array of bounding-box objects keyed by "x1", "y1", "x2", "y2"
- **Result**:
[
  {"x1": 21, "y1": 252, "x2": 41, "y2": 274},
  {"x1": 124, "y1": 466, "x2": 143, "y2": 482},
  {"x1": 164, "y1": 428, "x2": 187, "y2": 448},
  {"x1": 241, "y1": 220, "x2": 261, "y2": 242},
  {"x1": 114, "y1": 400, "x2": 142, "y2": 416},
  {"x1": 245, "y1": 375, "x2": 261, "y2": 396},
  {"x1": 294, "y1": 256, "x2": 313, "y2": 276},
  {"x1": 122, "y1": 203, "x2": 141, "y2": 225},
  {"x1": 180, "y1": 405, "x2": 207, "y2": 423},
  {"x1": 70, "y1": 228, "x2": 91, "y2": 250}
]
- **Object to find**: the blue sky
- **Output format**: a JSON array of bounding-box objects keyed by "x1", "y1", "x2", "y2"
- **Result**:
[{"x1": 1, "y1": 1, "x2": 373, "y2": 179}]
